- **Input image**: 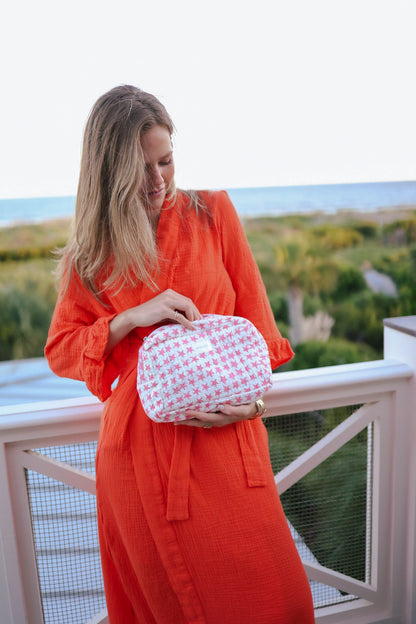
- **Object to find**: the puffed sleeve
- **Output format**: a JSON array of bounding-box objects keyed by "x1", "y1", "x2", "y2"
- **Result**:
[
  {"x1": 44, "y1": 269, "x2": 123, "y2": 402},
  {"x1": 211, "y1": 190, "x2": 294, "y2": 370}
]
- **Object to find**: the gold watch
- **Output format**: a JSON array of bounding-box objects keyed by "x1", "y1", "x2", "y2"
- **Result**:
[{"x1": 249, "y1": 398, "x2": 266, "y2": 419}]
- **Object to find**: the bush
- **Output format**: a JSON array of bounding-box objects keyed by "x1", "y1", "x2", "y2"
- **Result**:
[
  {"x1": 0, "y1": 246, "x2": 56, "y2": 261},
  {"x1": 286, "y1": 338, "x2": 378, "y2": 370},
  {"x1": 256, "y1": 261, "x2": 281, "y2": 293},
  {"x1": 310, "y1": 225, "x2": 363, "y2": 250},
  {"x1": 371, "y1": 249, "x2": 409, "y2": 281},
  {"x1": 0, "y1": 287, "x2": 53, "y2": 360},
  {"x1": 349, "y1": 221, "x2": 378, "y2": 239},
  {"x1": 267, "y1": 405, "x2": 368, "y2": 581},
  {"x1": 302, "y1": 295, "x2": 324, "y2": 316},
  {"x1": 0, "y1": 221, "x2": 69, "y2": 257},
  {"x1": 332, "y1": 266, "x2": 367, "y2": 301},
  {"x1": 330, "y1": 291, "x2": 402, "y2": 352},
  {"x1": 382, "y1": 219, "x2": 416, "y2": 244},
  {"x1": 292, "y1": 441, "x2": 367, "y2": 580},
  {"x1": 268, "y1": 291, "x2": 289, "y2": 324}
]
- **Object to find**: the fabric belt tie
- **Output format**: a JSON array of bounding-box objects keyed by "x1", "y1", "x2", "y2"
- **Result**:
[
  {"x1": 166, "y1": 421, "x2": 266, "y2": 522},
  {"x1": 236, "y1": 420, "x2": 268, "y2": 487},
  {"x1": 166, "y1": 427, "x2": 194, "y2": 521}
]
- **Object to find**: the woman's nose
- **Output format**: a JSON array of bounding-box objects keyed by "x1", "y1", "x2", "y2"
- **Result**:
[{"x1": 149, "y1": 166, "x2": 164, "y2": 185}]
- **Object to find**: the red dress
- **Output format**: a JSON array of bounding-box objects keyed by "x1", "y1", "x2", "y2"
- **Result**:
[{"x1": 45, "y1": 191, "x2": 315, "y2": 623}]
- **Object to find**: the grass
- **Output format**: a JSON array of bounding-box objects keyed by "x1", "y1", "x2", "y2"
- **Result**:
[
  {"x1": 334, "y1": 241, "x2": 410, "y2": 269},
  {"x1": 0, "y1": 218, "x2": 71, "y2": 252},
  {"x1": 0, "y1": 258, "x2": 58, "y2": 308}
]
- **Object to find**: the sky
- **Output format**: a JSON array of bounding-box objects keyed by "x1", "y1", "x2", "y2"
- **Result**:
[{"x1": 0, "y1": 0, "x2": 415, "y2": 199}]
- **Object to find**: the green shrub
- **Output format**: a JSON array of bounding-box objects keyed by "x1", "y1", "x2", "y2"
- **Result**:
[
  {"x1": 290, "y1": 441, "x2": 366, "y2": 580},
  {"x1": 382, "y1": 219, "x2": 416, "y2": 244},
  {"x1": 286, "y1": 338, "x2": 378, "y2": 370},
  {"x1": 268, "y1": 291, "x2": 289, "y2": 324},
  {"x1": 0, "y1": 288, "x2": 53, "y2": 360},
  {"x1": 256, "y1": 261, "x2": 281, "y2": 292},
  {"x1": 0, "y1": 259, "x2": 58, "y2": 307},
  {"x1": 330, "y1": 292, "x2": 402, "y2": 352},
  {"x1": 0, "y1": 246, "x2": 61, "y2": 261},
  {"x1": 303, "y1": 295, "x2": 325, "y2": 316},
  {"x1": 0, "y1": 220, "x2": 70, "y2": 256},
  {"x1": 267, "y1": 406, "x2": 368, "y2": 581},
  {"x1": 349, "y1": 221, "x2": 378, "y2": 239},
  {"x1": 398, "y1": 284, "x2": 416, "y2": 316},
  {"x1": 332, "y1": 266, "x2": 367, "y2": 301},
  {"x1": 310, "y1": 225, "x2": 363, "y2": 250}
]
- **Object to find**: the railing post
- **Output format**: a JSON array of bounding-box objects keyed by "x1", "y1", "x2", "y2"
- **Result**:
[
  {"x1": 0, "y1": 445, "x2": 27, "y2": 624},
  {"x1": 383, "y1": 316, "x2": 416, "y2": 624}
]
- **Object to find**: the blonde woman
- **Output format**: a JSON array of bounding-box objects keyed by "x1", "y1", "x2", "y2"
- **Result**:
[{"x1": 45, "y1": 85, "x2": 315, "y2": 624}]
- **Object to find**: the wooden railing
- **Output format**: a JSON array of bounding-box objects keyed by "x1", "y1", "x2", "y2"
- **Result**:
[{"x1": 0, "y1": 317, "x2": 415, "y2": 624}]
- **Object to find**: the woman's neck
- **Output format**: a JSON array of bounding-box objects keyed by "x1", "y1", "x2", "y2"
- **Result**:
[{"x1": 147, "y1": 208, "x2": 161, "y2": 234}]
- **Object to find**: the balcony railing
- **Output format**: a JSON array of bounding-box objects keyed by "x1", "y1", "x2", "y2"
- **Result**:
[{"x1": 1, "y1": 317, "x2": 415, "y2": 624}]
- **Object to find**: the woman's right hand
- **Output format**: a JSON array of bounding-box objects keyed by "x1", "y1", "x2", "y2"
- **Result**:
[{"x1": 105, "y1": 289, "x2": 201, "y2": 353}]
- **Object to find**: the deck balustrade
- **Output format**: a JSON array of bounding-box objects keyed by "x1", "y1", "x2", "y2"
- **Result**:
[{"x1": 1, "y1": 317, "x2": 415, "y2": 624}]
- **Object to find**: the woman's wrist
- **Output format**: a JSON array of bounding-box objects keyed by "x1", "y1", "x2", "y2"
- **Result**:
[{"x1": 106, "y1": 308, "x2": 138, "y2": 353}]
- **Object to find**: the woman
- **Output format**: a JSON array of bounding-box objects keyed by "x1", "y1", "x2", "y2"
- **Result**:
[{"x1": 45, "y1": 85, "x2": 315, "y2": 623}]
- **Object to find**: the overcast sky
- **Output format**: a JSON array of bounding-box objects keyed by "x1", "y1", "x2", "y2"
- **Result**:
[{"x1": 1, "y1": 0, "x2": 415, "y2": 199}]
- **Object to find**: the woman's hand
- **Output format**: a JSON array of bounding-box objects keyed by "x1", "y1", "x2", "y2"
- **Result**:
[
  {"x1": 105, "y1": 289, "x2": 201, "y2": 353},
  {"x1": 128, "y1": 289, "x2": 201, "y2": 330},
  {"x1": 175, "y1": 402, "x2": 258, "y2": 429}
]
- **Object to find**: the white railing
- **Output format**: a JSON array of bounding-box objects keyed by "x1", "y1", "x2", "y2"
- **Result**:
[{"x1": 0, "y1": 317, "x2": 415, "y2": 624}]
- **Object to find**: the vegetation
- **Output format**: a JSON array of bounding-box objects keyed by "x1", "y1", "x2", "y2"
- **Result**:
[
  {"x1": 1, "y1": 209, "x2": 416, "y2": 363},
  {"x1": 242, "y1": 207, "x2": 416, "y2": 582},
  {"x1": 2, "y1": 207, "x2": 415, "y2": 585},
  {"x1": 0, "y1": 220, "x2": 69, "y2": 261},
  {"x1": 0, "y1": 220, "x2": 69, "y2": 360},
  {"x1": 266, "y1": 405, "x2": 368, "y2": 581},
  {"x1": 243, "y1": 207, "x2": 416, "y2": 368}
]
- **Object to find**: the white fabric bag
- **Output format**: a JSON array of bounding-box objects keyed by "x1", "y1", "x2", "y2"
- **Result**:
[{"x1": 137, "y1": 314, "x2": 272, "y2": 422}]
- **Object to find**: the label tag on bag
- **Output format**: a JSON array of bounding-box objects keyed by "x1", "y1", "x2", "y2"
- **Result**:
[{"x1": 191, "y1": 338, "x2": 213, "y2": 354}]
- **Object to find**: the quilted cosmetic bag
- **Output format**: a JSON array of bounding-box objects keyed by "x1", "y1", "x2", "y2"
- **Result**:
[{"x1": 137, "y1": 314, "x2": 272, "y2": 423}]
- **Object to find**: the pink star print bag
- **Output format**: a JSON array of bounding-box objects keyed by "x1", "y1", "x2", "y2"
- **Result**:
[{"x1": 137, "y1": 314, "x2": 273, "y2": 422}]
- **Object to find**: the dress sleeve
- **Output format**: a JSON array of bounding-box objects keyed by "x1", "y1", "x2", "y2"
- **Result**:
[
  {"x1": 211, "y1": 190, "x2": 294, "y2": 370},
  {"x1": 44, "y1": 269, "x2": 123, "y2": 402}
]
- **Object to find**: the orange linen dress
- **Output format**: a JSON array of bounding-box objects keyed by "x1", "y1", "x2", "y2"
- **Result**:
[{"x1": 45, "y1": 191, "x2": 315, "y2": 624}]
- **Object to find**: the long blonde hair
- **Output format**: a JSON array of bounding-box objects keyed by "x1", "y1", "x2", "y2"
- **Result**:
[{"x1": 57, "y1": 85, "x2": 201, "y2": 300}]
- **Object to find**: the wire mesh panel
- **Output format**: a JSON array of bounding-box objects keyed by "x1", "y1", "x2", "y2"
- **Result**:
[
  {"x1": 25, "y1": 442, "x2": 106, "y2": 624},
  {"x1": 266, "y1": 404, "x2": 372, "y2": 610},
  {"x1": 32, "y1": 441, "x2": 98, "y2": 475},
  {"x1": 22, "y1": 409, "x2": 373, "y2": 619}
]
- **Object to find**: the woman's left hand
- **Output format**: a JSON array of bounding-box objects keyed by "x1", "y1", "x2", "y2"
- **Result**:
[{"x1": 175, "y1": 402, "x2": 258, "y2": 429}]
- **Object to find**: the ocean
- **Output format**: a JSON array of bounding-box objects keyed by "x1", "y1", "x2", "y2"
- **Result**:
[{"x1": 0, "y1": 180, "x2": 416, "y2": 227}]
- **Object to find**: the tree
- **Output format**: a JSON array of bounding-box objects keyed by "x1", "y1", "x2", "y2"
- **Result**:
[{"x1": 273, "y1": 236, "x2": 338, "y2": 345}]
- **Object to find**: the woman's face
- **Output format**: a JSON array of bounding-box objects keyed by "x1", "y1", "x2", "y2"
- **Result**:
[{"x1": 140, "y1": 125, "x2": 175, "y2": 216}]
